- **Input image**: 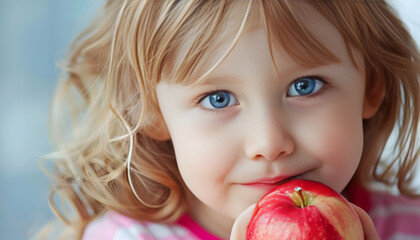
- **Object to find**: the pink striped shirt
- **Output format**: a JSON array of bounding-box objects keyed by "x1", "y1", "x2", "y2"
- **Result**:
[
  {"x1": 83, "y1": 187, "x2": 420, "y2": 240},
  {"x1": 349, "y1": 186, "x2": 420, "y2": 240},
  {"x1": 82, "y1": 212, "x2": 222, "y2": 240}
]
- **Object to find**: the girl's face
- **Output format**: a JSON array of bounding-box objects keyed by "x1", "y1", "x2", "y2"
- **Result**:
[{"x1": 156, "y1": 6, "x2": 376, "y2": 238}]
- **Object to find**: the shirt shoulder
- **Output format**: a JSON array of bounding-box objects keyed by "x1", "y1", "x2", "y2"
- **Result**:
[
  {"x1": 367, "y1": 190, "x2": 420, "y2": 240},
  {"x1": 82, "y1": 211, "x2": 199, "y2": 240}
]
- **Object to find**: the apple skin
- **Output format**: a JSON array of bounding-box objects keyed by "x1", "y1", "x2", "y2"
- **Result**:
[{"x1": 246, "y1": 179, "x2": 363, "y2": 240}]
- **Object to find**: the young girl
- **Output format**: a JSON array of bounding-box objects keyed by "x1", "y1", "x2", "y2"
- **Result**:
[{"x1": 41, "y1": 0, "x2": 420, "y2": 239}]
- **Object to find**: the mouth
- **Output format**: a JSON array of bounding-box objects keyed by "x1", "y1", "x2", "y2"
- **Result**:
[{"x1": 241, "y1": 175, "x2": 300, "y2": 188}]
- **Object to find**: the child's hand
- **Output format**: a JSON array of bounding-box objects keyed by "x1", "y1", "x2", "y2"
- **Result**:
[
  {"x1": 230, "y1": 204, "x2": 256, "y2": 240},
  {"x1": 351, "y1": 204, "x2": 380, "y2": 240}
]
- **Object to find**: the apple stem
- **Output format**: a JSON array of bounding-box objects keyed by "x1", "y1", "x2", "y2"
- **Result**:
[{"x1": 294, "y1": 187, "x2": 306, "y2": 208}]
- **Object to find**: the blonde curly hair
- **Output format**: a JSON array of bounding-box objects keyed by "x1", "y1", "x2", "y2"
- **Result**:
[{"x1": 40, "y1": 0, "x2": 419, "y2": 239}]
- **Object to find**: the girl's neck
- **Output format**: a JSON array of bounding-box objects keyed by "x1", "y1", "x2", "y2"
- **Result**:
[{"x1": 186, "y1": 191, "x2": 233, "y2": 239}]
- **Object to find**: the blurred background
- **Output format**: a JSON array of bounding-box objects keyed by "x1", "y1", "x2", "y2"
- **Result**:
[
  {"x1": 0, "y1": 1, "x2": 419, "y2": 239},
  {"x1": 0, "y1": 1, "x2": 102, "y2": 239}
]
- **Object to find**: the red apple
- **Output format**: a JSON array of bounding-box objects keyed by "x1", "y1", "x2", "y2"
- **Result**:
[{"x1": 246, "y1": 179, "x2": 363, "y2": 240}]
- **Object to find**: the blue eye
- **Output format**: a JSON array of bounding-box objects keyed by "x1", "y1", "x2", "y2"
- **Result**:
[
  {"x1": 200, "y1": 91, "x2": 238, "y2": 109},
  {"x1": 287, "y1": 76, "x2": 324, "y2": 97}
]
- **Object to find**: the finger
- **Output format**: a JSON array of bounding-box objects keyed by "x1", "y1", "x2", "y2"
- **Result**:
[
  {"x1": 351, "y1": 204, "x2": 379, "y2": 240},
  {"x1": 230, "y1": 204, "x2": 256, "y2": 240}
]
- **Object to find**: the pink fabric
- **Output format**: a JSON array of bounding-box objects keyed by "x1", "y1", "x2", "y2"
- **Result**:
[
  {"x1": 176, "y1": 215, "x2": 222, "y2": 240},
  {"x1": 82, "y1": 211, "x2": 202, "y2": 240},
  {"x1": 82, "y1": 211, "x2": 221, "y2": 240},
  {"x1": 346, "y1": 183, "x2": 372, "y2": 213},
  {"x1": 349, "y1": 184, "x2": 420, "y2": 240}
]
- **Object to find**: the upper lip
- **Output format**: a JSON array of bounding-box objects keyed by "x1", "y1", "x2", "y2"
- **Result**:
[{"x1": 241, "y1": 175, "x2": 296, "y2": 185}]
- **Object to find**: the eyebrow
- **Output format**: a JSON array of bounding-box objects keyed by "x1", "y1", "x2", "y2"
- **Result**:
[{"x1": 197, "y1": 75, "x2": 241, "y2": 87}]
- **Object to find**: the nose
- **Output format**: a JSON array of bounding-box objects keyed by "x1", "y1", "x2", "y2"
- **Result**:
[{"x1": 244, "y1": 109, "x2": 295, "y2": 161}]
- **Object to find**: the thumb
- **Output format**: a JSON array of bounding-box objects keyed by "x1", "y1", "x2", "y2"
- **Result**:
[
  {"x1": 230, "y1": 204, "x2": 256, "y2": 240},
  {"x1": 351, "y1": 204, "x2": 379, "y2": 240}
]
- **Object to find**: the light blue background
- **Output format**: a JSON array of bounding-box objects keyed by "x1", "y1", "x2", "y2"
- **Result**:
[
  {"x1": 0, "y1": 1, "x2": 418, "y2": 239},
  {"x1": 0, "y1": 1, "x2": 102, "y2": 239}
]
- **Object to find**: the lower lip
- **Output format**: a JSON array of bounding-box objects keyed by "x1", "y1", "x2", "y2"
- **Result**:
[
  {"x1": 239, "y1": 184, "x2": 280, "y2": 195},
  {"x1": 240, "y1": 182, "x2": 283, "y2": 191},
  {"x1": 241, "y1": 177, "x2": 298, "y2": 189}
]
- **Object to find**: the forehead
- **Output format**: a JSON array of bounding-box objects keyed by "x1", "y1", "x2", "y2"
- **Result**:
[{"x1": 163, "y1": 0, "x2": 350, "y2": 85}]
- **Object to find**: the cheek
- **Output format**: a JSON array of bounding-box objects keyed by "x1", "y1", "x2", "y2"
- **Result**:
[
  {"x1": 169, "y1": 122, "x2": 237, "y2": 201},
  {"x1": 296, "y1": 104, "x2": 364, "y2": 191},
  {"x1": 317, "y1": 114, "x2": 363, "y2": 160}
]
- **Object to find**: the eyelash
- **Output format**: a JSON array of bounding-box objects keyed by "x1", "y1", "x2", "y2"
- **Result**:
[
  {"x1": 287, "y1": 75, "x2": 329, "y2": 98},
  {"x1": 196, "y1": 89, "x2": 226, "y2": 102},
  {"x1": 195, "y1": 89, "x2": 237, "y2": 110}
]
